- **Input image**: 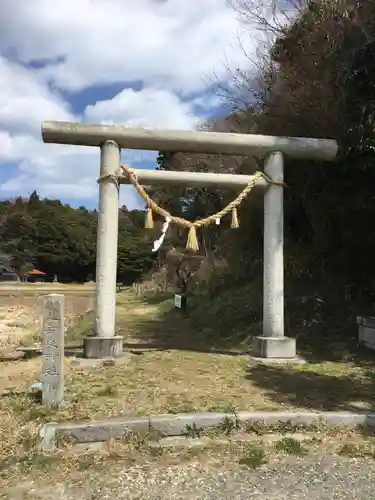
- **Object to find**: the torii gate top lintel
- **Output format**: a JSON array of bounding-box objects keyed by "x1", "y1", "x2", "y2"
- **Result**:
[{"x1": 42, "y1": 120, "x2": 338, "y2": 162}]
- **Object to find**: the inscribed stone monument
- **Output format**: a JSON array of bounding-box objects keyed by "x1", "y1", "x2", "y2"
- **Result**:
[{"x1": 42, "y1": 293, "x2": 64, "y2": 406}]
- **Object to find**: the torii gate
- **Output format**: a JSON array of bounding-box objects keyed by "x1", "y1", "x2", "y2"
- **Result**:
[{"x1": 41, "y1": 121, "x2": 338, "y2": 360}]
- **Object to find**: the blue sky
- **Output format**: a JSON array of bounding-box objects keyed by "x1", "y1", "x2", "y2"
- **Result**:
[{"x1": 0, "y1": 0, "x2": 283, "y2": 210}]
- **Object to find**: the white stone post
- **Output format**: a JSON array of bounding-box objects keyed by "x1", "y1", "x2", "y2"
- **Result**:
[
  {"x1": 83, "y1": 140, "x2": 123, "y2": 359},
  {"x1": 252, "y1": 151, "x2": 296, "y2": 359},
  {"x1": 42, "y1": 294, "x2": 64, "y2": 406}
]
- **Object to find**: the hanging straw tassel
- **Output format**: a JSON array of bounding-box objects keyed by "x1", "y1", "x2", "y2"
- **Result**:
[
  {"x1": 145, "y1": 206, "x2": 154, "y2": 229},
  {"x1": 231, "y1": 207, "x2": 239, "y2": 228},
  {"x1": 186, "y1": 226, "x2": 199, "y2": 252}
]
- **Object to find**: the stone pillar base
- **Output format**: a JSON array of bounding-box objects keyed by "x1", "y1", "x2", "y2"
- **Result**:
[
  {"x1": 252, "y1": 336, "x2": 296, "y2": 359},
  {"x1": 83, "y1": 336, "x2": 123, "y2": 359}
]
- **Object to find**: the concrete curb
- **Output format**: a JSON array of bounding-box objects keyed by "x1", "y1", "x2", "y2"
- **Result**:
[{"x1": 39, "y1": 411, "x2": 375, "y2": 451}]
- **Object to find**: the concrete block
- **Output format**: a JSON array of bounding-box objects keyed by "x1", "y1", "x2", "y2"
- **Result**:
[
  {"x1": 319, "y1": 412, "x2": 375, "y2": 427},
  {"x1": 149, "y1": 436, "x2": 211, "y2": 449},
  {"x1": 39, "y1": 412, "x2": 234, "y2": 450},
  {"x1": 252, "y1": 336, "x2": 296, "y2": 359},
  {"x1": 83, "y1": 336, "x2": 123, "y2": 359},
  {"x1": 249, "y1": 355, "x2": 306, "y2": 365},
  {"x1": 69, "y1": 353, "x2": 131, "y2": 370},
  {"x1": 40, "y1": 417, "x2": 149, "y2": 450},
  {"x1": 237, "y1": 411, "x2": 321, "y2": 427},
  {"x1": 39, "y1": 411, "x2": 375, "y2": 451},
  {"x1": 149, "y1": 412, "x2": 234, "y2": 436}
]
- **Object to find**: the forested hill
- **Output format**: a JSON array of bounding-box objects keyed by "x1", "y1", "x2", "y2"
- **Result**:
[{"x1": 0, "y1": 191, "x2": 155, "y2": 283}]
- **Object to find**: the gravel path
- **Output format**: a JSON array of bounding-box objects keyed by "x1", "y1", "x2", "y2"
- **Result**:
[{"x1": 12, "y1": 453, "x2": 375, "y2": 500}]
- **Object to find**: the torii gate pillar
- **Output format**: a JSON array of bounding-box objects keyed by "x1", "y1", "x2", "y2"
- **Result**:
[
  {"x1": 84, "y1": 140, "x2": 123, "y2": 358},
  {"x1": 252, "y1": 151, "x2": 296, "y2": 359}
]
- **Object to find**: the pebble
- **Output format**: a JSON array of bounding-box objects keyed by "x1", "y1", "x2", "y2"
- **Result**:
[{"x1": 12, "y1": 452, "x2": 375, "y2": 499}]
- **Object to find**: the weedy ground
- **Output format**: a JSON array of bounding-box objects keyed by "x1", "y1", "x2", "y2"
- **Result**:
[{"x1": 1, "y1": 286, "x2": 375, "y2": 496}]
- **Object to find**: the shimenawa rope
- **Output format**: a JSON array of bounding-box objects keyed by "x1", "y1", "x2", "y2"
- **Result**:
[{"x1": 98, "y1": 164, "x2": 285, "y2": 252}]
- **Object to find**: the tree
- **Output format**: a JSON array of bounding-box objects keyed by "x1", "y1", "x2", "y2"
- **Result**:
[
  {"x1": 151, "y1": 0, "x2": 375, "y2": 301},
  {"x1": 0, "y1": 196, "x2": 155, "y2": 283}
]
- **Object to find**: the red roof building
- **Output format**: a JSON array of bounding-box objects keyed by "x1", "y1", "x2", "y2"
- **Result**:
[
  {"x1": 24, "y1": 269, "x2": 47, "y2": 276},
  {"x1": 24, "y1": 269, "x2": 47, "y2": 282}
]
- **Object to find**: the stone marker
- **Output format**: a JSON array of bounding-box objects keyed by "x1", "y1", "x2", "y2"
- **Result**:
[
  {"x1": 174, "y1": 293, "x2": 187, "y2": 311},
  {"x1": 41, "y1": 293, "x2": 65, "y2": 406},
  {"x1": 357, "y1": 316, "x2": 375, "y2": 351}
]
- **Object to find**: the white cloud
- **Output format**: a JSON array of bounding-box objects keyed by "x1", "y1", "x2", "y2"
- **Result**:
[
  {"x1": 84, "y1": 87, "x2": 200, "y2": 129},
  {"x1": 0, "y1": 0, "x2": 273, "y2": 208},
  {"x1": 0, "y1": 55, "x2": 91, "y2": 199},
  {"x1": 0, "y1": 58, "x2": 200, "y2": 204},
  {"x1": 0, "y1": 0, "x2": 256, "y2": 94},
  {"x1": 0, "y1": 57, "x2": 73, "y2": 135}
]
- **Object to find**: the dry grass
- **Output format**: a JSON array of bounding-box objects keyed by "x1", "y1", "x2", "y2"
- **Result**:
[
  {"x1": 0, "y1": 287, "x2": 94, "y2": 354},
  {"x1": 56, "y1": 353, "x2": 375, "y2": 421},
  {"x1": 2, "y1": 290, "x2": 375, "y2": 424},
  {"x1": 0, "y1": 285, "x2": 95, "y2": 482},
  {"x1": 61, "y1": 290, "x2": 375, "y2": 419},
  {"x1": 0, "y1": 283, "x2": 95, "y2": 293},
  {"x1": 1, "y1": 287, "x2": 375, "y2": 490}
]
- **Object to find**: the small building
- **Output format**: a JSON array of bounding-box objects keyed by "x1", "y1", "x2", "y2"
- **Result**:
[
  {"x1": 24, "y1": 269, "x2": 47, "y2": 283},
  {"x1": 0, "y1": 265, "x2": 20, "y2": 282}
]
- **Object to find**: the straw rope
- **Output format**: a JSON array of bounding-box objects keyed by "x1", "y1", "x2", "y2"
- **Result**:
[{"x1": 98, "y1": 164, "x2": 285, "y2": 251}]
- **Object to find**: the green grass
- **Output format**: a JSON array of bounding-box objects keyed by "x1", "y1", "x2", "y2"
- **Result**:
[
  {"x1": 239, "y1": 443, "x2": 267, "y2": 469},
  {"x1": 275, "y1": 437, "x2": 308, "y2": 456},
  {"x1": 65, "y1": 310, "x2": 93, "y2": 344},
  {"x1": 187, "y1": 283, "x2": 262, "y2": 350},
  {"x1": 337, "y1": 442, "x2": 375, "y2": 458}
]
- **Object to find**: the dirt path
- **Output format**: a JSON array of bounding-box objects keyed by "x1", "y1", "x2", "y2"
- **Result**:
[{"x1": 3, "y1": 452, "x2": 375, "y2": 499}]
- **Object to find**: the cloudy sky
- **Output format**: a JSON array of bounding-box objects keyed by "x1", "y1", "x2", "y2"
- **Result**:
[{"x1": 0, "y1": 0, "x2": 264, "y2": 210}]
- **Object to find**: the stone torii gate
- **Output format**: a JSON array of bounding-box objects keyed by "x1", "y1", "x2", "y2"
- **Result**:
[{"x1": 41, "y1": 121, "x2": 338, "y2": 360}]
